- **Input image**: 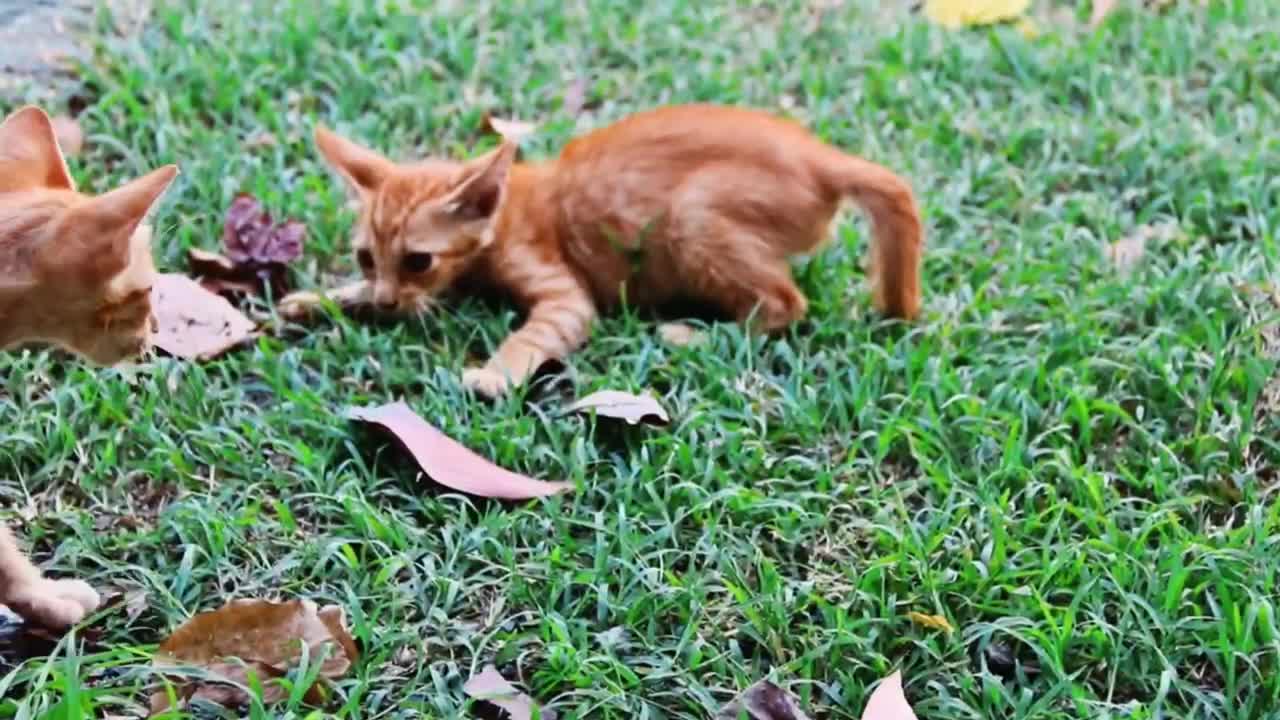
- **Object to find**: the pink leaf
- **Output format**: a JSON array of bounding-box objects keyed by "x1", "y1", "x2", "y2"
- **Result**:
[
  {"x1": 150, "y1": 274, "x2": 258, "y2": 361},
  {"x1": 223, "y1": 193, "x2": 305, "y2": 265},
  {"x1": 346, "y1": 402, "x2": 572, "y2": 500},
  {"x1": 463, "y1": 664, "x2": 557, "y2": 720},
  {"x1": 861, "y1": 671, "x2": 918, "y2": 720}
]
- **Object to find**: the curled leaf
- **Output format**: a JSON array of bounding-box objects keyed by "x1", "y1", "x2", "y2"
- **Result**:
[
  {"x1": 906, "y1": 611, "x2": 954, "y2": 634},
  {"x1": 463, "y1": 664, "x2": 557, "y2": 720},
  {"x1": 187, "y1": 194, "x2": 307, "y2": 302},
  {"x1": 148, "y1": 598, "x2": 358, "y2": 715},
  {"x1": 564, "y1": 390, "x2": 671, "y2": 427},
  {"x1": 150, "y1": 273, "x2": 258, "y2": 361},
  {"x1": 717, "y1": 679, "x2": 813, "y2": 720},
  {"x1": 347, "y1": 401, "x2": 572, "y2": 500},
  {"x1": 923, "y1": 0, "x2": 1031, "y2": 28},
  {"x1": 224, "y1": 193, "x2": 305, "y2": 265}
]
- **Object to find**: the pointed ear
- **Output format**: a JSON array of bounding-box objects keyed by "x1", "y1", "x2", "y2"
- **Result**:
[
  {"x1": 0, "y1": 106, "x2": 75, "y2": 192},
  {"x1": 442, "y1": 142, "x2": 517, "y2": 222},
  {"x1": 314, "y1": 126, "x2": 395, "y2": 196},
  {"x1": 49, "y1": 165, "x2": 179, "y2": 280}
]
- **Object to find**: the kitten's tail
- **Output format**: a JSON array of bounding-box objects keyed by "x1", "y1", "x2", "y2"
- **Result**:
[{"x1": 820, "y1": 149, "x2": 924, "y2": 320}]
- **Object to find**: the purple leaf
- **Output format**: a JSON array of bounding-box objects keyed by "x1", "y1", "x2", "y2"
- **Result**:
[{"x1": 223, "y1": 193, "x2": 306, "y2": 266}]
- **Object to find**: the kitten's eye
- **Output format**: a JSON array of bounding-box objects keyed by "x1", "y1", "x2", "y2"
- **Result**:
[
  {"x1": 356, "y1": 249, "x2": 374, "y2": 271},
  {"x1": 402, "y1": 252, "x2": 433, "y2": 274}
]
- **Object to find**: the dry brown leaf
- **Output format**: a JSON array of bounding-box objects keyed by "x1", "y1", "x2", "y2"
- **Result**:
[
  {"x1": 716, "y1": 679, "x2": 813, "y2": 720},
  {"x1": 50, "y1": 115, "x2": 83, "y2": 156},
  {"x1": 481, "y1": 112, "x2": 537, "y2": 143},
  {"x1": 347, "y1": 401, "x2": 573, "y2": 499},
  {"x1": 150, "y1": 274, "x2": 259, "y2": 360},
  {"x1": 148, "y1": 598, "x2": 358, "y2": 715},
  {"x1": 861, "y1": 671, "x2": 917, "y2": 720},
  {"x1": 464, "y1": 664, "x2": 557, "y2": 720},
  {"x1": 657, "y1": 322, "x2": 708, "y2": 348},
  {"x1": 565, "y1": 390, "x2": 671, "y2": 427},
  {"x1": 906, "y1": 611, "x2": 954, "y2": 634}
]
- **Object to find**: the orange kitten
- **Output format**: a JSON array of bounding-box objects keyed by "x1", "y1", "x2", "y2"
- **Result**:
[
  {"x1": 283, "y1": 103, "x2": 923, "y2": 398},
  {"x1": 0, "y1": 105, "x2": 178, "y2": 628}
]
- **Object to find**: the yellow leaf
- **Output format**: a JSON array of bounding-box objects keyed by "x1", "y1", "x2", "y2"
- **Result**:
[
  {"x1": 907, "y1": 611, "x2": 954, "y2": 634},
  {"x1": 924, "y1": 0, "x2": 1033, "y2": 29}
]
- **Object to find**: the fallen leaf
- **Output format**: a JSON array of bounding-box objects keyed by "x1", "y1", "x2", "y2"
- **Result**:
[
  {"x1": 124, "y1": 589, "x2": 149, "y2": 623},
  {"x1": 1089, "y1": 0, "x2": 1119, "y2": 27},
  {"x1": 861, "y1": 671, "x2": 917, "y2": 720},
  {"x1": 481, "y1": 112, "x2": 537, "y2": 143},
  {"x1": 346, "y1": 401, "x2": 573, "y2": 499},
  {"x1": 148, "y1": 598, "x2": 358, "y2": 715},
  {"x1": 657, "y1": 322, "x2": 708, "y2": 348},
  {"x1": 906, "y1": 611, "x2": 954, "y2": 634},
  {"x1": 981, "y1": 641, "x2": 1042, "y2": 680},
  {"x1": 243, "y1": 131, "x2": 279, "y2": 150},
  {"x1": 187, "y1": 248, "x2": 266, "y2": 300},
  {"x1": 562, "y1": 77, "x2": 589, "y2": 117},
  {"x1": 184, "y1": 193, "x2": 307, "y2": 302},
  {"x1": 224, "y1": 193, "x2": 305, "y2": 266},
  {"x1": 150, "y1": 274, "x2": 259, "y2": 361},
  {"x1": 463, "y1": 664, "x2": 557, "y2": 720},
  {"x1": 564, "y1": 390, "x2": 670, "y2": 427},
  {"x1": 50, "y1": 115, "x2": 83, "y2": 156},
  {"x1": 923, "y1": 0, "x2": 1031, "y2": 28},
  {"x1": 717, "y1": 679, "x2": 813, "y2": 720},
  {"x1": 1105, "y1": 222, "x2": 1174, "y2": 272}
]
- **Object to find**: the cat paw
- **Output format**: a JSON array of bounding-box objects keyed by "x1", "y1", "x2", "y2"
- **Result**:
[
  {"x1": 462, "y1": 366, "x2": 514, "y2": 399},
  {"x1": 277, "y1": 291, "x2": 324, "y2": 320},
  {"x1": 4, "y1": 578, "x2": 101, "y2": 629}
]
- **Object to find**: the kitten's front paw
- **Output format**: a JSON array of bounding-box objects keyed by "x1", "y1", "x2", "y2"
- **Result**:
[
  {"x1": 277, "y1": 291, "x2": 325, "y2": 320},
  {"x1": 5, "y1": 578, "x2": 101, "y2": 629},
  {"x1": 462, "y1": 366, "x2": 514, "y2": 399}
]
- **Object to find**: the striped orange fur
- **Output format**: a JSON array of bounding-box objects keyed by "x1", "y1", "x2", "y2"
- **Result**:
[
  {"x1": 284, "y1": 104, "x2": 924, "y2": 397},
  {"x1": 0, "y1": 105, "x2": 178, "y2": 629}
]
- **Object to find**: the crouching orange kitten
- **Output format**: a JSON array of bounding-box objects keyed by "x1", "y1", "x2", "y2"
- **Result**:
[
  {"x1": 282, "y1": 103, "x2": 924, "y2": 398},
  {"x1": 0, "y1": 105, "x2": 178, "y2": 628}
]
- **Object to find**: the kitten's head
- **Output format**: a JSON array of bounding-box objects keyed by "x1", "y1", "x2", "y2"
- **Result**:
[
  {"x1": 314, "y1": 126, "x2": 517, "y2": 313},
  {"x1": 0, "y1": 106, "x2": 178, "y2": 365}
]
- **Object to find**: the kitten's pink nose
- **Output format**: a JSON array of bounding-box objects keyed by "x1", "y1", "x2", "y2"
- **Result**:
[{"x1": 373, "y1": 283, "x2": 397, "y2": 311}]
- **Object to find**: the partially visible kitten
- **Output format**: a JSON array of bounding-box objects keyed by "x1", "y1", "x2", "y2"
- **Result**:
[
  {"x1": 282, "y1": 103, "x2": 924, "y2": 398},
  {"x1": 0, "y1": 105, "x2": 178, "y2": 628}
]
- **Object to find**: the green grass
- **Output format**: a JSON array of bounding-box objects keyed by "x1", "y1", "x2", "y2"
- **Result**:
[{"x1": 3, "y1": 0, "x2": 1279, "y2": 717}]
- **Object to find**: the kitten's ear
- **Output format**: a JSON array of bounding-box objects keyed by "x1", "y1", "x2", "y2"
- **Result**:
[
  {"x1": 314, "y1": 126, "x2": 394, "y2": 196},
  {"x1": 0, "y1": 106, "x2": 75, "y2": 192},
  {"x1": 442, "y1": 142, "x2": 517, "y2": 222},
  {"x1": 50, "y1": 165, "x2": 179, "y2": 280}
]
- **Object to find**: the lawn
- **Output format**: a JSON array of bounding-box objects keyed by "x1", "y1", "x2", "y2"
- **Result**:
[{"x1": 2, "y1": 0, "x2": 1279, "y2": 717}]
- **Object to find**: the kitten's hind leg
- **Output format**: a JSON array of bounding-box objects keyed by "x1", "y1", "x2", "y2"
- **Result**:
[
  {"x1": 674, "y1": 228, "x2": 809, "y2": 333},
  {"x1": 727, "y1": 265, "x2": 808, "y2": 333},
  {"x1": 278, "y1": 280, "x2": 372, "y2": 320}
]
